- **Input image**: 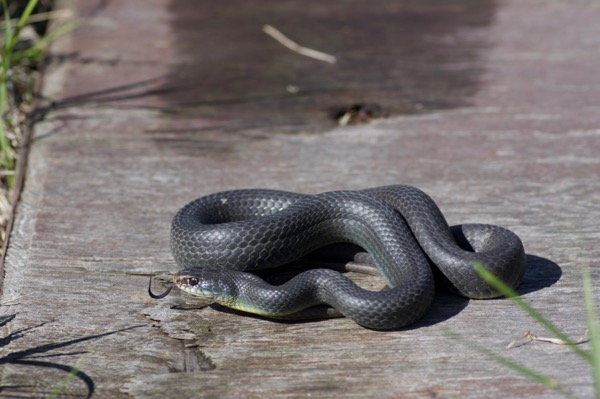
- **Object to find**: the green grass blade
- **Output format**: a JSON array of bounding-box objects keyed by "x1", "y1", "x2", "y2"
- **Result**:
[
  {"x1": 0, "y1": 119, "x2": 12, "y2": 167},
  {"x1": 583, "y1": 266, "x2": 600, "y2": 398},
  {"x1": 11, "y1": 19, "x2": 77, "y2": 63},
  {"x1": 2, "y1": 0, "x2": 13, "y2": 48},
  {"x1": 1, "y1": 0, "x2": 12, "y2": 81},
  {"x1": 13, "y1": 0, "x2": 38, "y2": 40},
  {"x1": 473, "y1": 261, "x2": 592, "y2": 362},
  {"x1": 47, "y1": 355, "x2": 86, "y2": 399},
  {"x1": 3, "y1": 0, "x2": 38, "y2": 55},
  {"x1": 0, "y1": 0, "x2": 10, "y2": 182},
  {"x1": 17, "y1": 0, "x2": 39, "y2": 26},
  {"x1": 11, "y1": 46, "x2": 43, "y2": 63}
]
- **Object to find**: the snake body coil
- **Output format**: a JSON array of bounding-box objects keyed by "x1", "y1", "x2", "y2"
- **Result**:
[{"x1": 163, "y1": 185, "x2": 525, "y2": 329}]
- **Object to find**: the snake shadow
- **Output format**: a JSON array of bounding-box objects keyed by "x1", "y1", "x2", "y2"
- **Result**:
[{"x1": 410, "y1": 253, "x2": 562, "y2": 330}]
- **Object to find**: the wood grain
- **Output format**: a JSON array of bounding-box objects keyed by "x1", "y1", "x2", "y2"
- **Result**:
[{"x1": 1, "y1": 0, "x2": 599, "y2": 398}]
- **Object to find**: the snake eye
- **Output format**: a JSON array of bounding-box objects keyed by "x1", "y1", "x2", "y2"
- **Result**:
[{"x1": 187, "y1": 277, "x2": 199, "y2": 286}]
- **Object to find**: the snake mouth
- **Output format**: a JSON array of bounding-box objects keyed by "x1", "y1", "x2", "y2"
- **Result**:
[
  {"x1": 174, "y1": 274, "x2": 216, "y2": 301},
  {"x1": 171, "y1": 270, "x2": 228, "y2": 306},
  {"x1": 147, "y1": 272, "x2": 220, "y2": 302},
  {"x1": 148, "y1": 276, "x2": 174, "y2": 299}
]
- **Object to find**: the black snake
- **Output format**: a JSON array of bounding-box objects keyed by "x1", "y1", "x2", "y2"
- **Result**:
[{"x1": 149, "y1": 185, "x2": 526, "y2": 329}]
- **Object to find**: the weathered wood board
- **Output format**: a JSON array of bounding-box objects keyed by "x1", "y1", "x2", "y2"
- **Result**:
[{"x1": 1, "y1": 0, "x2": 599, "y2": 397}]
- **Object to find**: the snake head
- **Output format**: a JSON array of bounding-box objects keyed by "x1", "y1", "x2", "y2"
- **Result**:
[{"x1": 174, "y1": 268, "x2": 235, "y2": 306}]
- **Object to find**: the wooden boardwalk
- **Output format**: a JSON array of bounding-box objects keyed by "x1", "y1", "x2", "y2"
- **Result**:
[{"x1": 1, "y1": 0, "x2": 599, "y2": 397}]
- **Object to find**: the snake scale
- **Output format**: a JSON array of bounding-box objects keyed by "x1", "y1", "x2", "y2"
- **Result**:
[{"x1": 149, "y1": 184, "x2": 526, "y2": 329}]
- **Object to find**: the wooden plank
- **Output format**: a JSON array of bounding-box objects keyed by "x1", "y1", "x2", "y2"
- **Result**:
[{"x1": 1, "y1": 0, "x2": 599, "y2": 397}]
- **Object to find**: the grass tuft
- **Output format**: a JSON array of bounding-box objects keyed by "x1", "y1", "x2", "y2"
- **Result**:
[
  {"x1": 0, "y1": 0, "x2": 74, "y2": 256},
  {"x1": 1, "y1": 0, "x2": 39, "y2": 188}
]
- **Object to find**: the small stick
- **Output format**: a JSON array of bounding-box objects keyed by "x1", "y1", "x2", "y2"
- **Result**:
[
  {"x1": 507, "y1": 330, "x2": 590, "y2": 348},
  {"x1": 262, "y1": 24, "x2": 337, "y2": 64}
]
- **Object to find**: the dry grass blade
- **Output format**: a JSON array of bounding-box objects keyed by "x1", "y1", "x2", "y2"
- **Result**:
[
  {"x1": 262, "y1": 24, "x2": 337, "y2": 64},
  {"x1": 507, "y1": 330, "x2": 590, "y2": 349},
  {"x1": 0, "y1": 8, "x2": 72, "y2": 27}
]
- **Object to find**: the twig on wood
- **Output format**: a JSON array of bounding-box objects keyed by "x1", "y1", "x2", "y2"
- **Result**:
[
  {"x1": 262, "y1": 24, "x2": 337, "y2": 64},
  {"x1": 507, "y1": 330, "x2": 590, "y2": 349}
]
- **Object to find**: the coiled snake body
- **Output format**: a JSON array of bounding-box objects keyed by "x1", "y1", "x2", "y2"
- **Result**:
[{"x1": 150, "y1": 185, "x2": 526, "y2": 330}]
